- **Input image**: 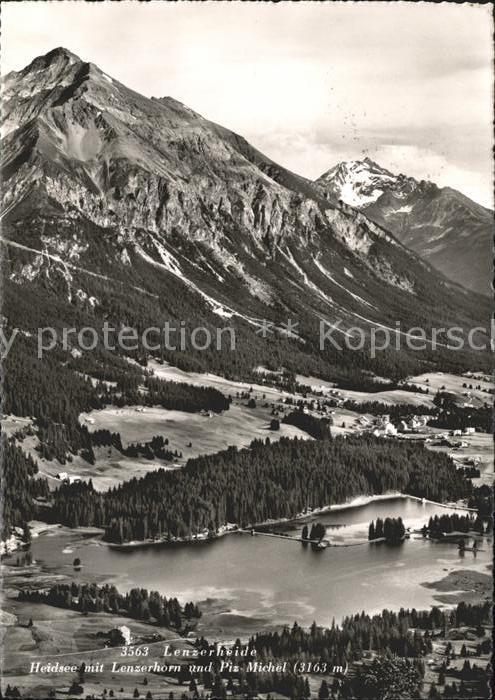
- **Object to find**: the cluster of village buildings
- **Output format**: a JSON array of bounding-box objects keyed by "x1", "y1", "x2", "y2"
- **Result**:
[{"x1": 355, "y1": 413, "x2": 428, "y2": 437}]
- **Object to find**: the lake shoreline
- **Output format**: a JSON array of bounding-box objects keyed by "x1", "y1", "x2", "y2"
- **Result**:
[
  {"x1": 421, "y1": 568, "x2": 492, "y2": 605},
  {"x1": 104, "y1": 492, "x2": 475, "y2": 550},
  {"x1": 24, "y1": 496, "x2": 491, "y2": 633}
]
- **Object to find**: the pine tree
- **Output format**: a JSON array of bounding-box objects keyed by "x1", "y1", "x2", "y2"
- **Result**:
[
  {"x1": 318, "y1": 679, "x2": 330, "y2": 699},
  {"x1": 428, "y1": 682, "x2": 440, "y2": 699}
]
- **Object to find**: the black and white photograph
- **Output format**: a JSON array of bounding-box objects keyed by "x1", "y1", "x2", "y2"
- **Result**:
[{"x1": 0, "y1": 2, "x2": 493, "y2": 699}]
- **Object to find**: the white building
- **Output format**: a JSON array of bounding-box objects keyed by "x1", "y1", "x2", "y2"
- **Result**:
[
  {"x1": 56, "y1": 473, "x2": 81, "y2": 484},
  {"x1": 118, "y1": 625, "x2": 132, "y2": 645}
]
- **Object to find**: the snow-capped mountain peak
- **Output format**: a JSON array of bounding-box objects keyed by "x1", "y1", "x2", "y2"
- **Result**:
[
  {"x1": 315, "y1": 158, "x2": 492, "y2": 296},
  {"x1": 316, "y1": 158, "x2": 416, "y2": 208},
  {"x1": 2, "y1": 46, "x2": 490, "y2": 348}
]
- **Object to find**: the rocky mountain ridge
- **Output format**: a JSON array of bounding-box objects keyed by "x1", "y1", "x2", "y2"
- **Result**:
[
  {"x1": 1, "y1": 48, "x2": 491, "y2": 380},
  {"x1": 316, "y1": 159, "x2": 492, "y2": 295}
]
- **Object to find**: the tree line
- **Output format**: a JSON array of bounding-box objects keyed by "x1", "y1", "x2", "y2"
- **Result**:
[
  {"x1": 88, "y1": 430, "x2": 180, "y2": 462},
  {"x1": 424, "y1": 513, "x2": 485, "y2": 538},
  {"x1": 368, "y1": 517, "x2": 406, "y2": 542},
  {"x1": 282, "y1": 409, "x2": 332, "y2": 440},
  {"x1": 3, "y1": 334, "x2": 229, "y2": 466},
  {"x1": 467, "y1": 485, "x2": 492, "y2": 521},
  {"x1": 430, "y1": 393, "x2": 491, "y2": 433},
  {"x1": 18, "y1": 582, "x2": 201, "y2": 629},
  {"x1": 45, "y1": 435, "x2": 472, "y2": 543},
  {"x1": 302, "y1": 522, "x2": 327, "y2": 542},
  {"x1": 188, "y1": 602, "x2": 489, "y2": 699},
  {"x1": 343, "y1": 399, "x2": 431, "y2": 419},
  {"x1": 2, "y1": 440, "x2": 50, "y2": 538},
  {"x1": 105, "y1": 374, "x2": 230, "y2": 414}
]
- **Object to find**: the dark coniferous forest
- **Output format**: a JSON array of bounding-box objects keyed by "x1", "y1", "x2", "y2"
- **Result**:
[
  {"x1": 282, "y1": 409, "x2": 332, "y2": 439},
  {"x1": 1, "y1": 441, "x2": 49, "y2": 539},
  {"x1": 43, "y1": 435, "x2": 471, "y2": 543},
  {"x1": 368, "y1": 517, "x2": 406, "y2": 542},
  {"x1": 3, "y1": 335, "x2": 230, "y2": 464},
  {"x1": 19, "y1": 582, "x2": 201, "y2": 628}
]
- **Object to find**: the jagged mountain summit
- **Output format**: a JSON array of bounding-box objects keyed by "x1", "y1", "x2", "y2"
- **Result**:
[
  {"x1": 1, "y1": 48, "x2": 491, "y2": 379},
  {"x1": 316, "y1": 159, "x2": 492, "y2": 296},
  {"x1": 316, "y1": 158, "x2": 411, "y2": 208}
]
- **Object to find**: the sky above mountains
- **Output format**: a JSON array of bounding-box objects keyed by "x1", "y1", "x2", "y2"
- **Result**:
[{"x1": 2, "y1": 2, "x2": 493, "y2": 207}]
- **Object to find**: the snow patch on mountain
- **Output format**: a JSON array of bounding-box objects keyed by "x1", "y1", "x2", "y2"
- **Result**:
[
  {"x1": 339, "y1": 182, "x2": 383, "y2": 208},
  {"x1": 318, "y1": 159, "x2": 397, "y2": 208},
  {"x1": 316, "y1": 158, "x2": 417, "y2": 210},
  {"x1": 280, "y1": 246, "x2": 334, "y2": 307},
  {"x1": 75, "y1": 289, "x2": 99, "y2": 307},
  {"x1": 121, "y1": 248, "x2": 131, "y2": 265},
  {"x1": 135, "y1": 242, "x2": 268, "y2": 323},
  {"x1": 393, "y1": 204, "x2": 413, "y2": 214},
  {"x1": 151, "y1": 239, "x2": 185, "y2": 278},
  {"x1": 0, "y1": 117, "x2": 19, "y2": 138},
  {"x1": 314, "y1": 258, "x2": 375, "y2": 309}
]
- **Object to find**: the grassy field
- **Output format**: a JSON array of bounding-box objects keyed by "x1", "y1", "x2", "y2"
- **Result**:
[
  {"x1": 149, "y1": 359, "x2": 304, "y2": 404},
  {"x1": 408, "y1": 371, "x2": 493, "y2": 407},
  {"x1": 339, "y1": 387, "x2": 434, "y2": 406},
  {"x1": 297, "y1": 370, "x2": 494, "y2": 409},
  {"x1": 295, "y1": 373, "x2": 435, "y2": 406},
  {"x1": 7, "y1": 363, "x2": 493, "y2": 490},
  {"x1": 2, "y1": 561, "x2": 198, "y2": 699},
  {"x1": 5, "y1": 387, "x2": 311, "y2": 491},
  {"x1": 81, "y1": 401, "x2": 309, "y2": 462},
  {"x1": 149, "y1": 361, "x2": 439, "y2": 408},
  {"x1": 425, "y1": 431, "x2": 493, "y2": 487},
  {"x1": 3, "y1": 415, "x2": 178, "y2": 492},
  {"x1": 3, "y1": 557, "x2": 491, "y2": 699},
  {"x1": 2, "y1": 364, "x2": 492, "y2": 699}
]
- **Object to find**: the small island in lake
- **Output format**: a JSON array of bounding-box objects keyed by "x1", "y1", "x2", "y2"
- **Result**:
[{"x1": 369, "y1": 517, "x2": 407, "y2": 543}]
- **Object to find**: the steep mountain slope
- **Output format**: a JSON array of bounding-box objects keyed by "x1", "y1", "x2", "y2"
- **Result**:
[
  {"x1": 316, "y1": 159, "x2": 493, "y2": 296},
  {"x1": 1, "y1": 48, "x2": 491, "y2": 384}
]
